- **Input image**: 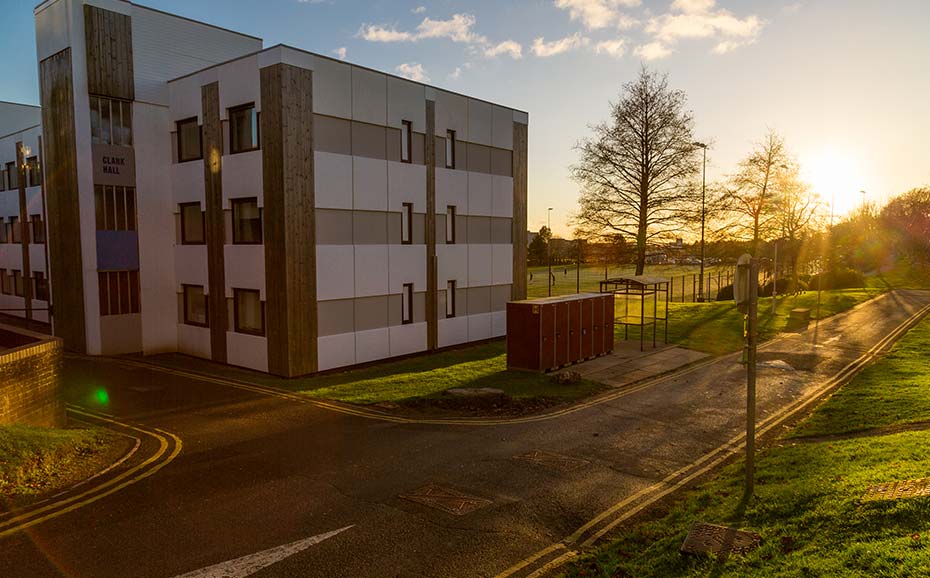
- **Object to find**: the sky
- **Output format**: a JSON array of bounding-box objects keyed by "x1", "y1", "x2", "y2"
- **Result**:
[{"x1": 2, "y1": 0, "x2": 928, "y2": 238}]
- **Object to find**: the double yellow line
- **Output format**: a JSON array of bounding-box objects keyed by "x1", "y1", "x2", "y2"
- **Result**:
[
  {"x1": 494, "y1": 299, "x2": 930, "y2": 577},
  {"x1": 0, "y1": 407, "x2": 182, "y2": 539}
]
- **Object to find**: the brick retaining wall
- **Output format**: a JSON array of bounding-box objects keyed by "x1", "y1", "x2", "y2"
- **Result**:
[{"x1": 0, "y1": 327, "x2": 64, "y2": 428}]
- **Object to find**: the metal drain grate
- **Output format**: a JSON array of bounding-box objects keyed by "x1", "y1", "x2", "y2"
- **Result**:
[
  {"x1": 680, "y1": 522, "x2": 761, "y2": 556},
  {"x1": 862, "y1": 478, "x2": 930, "y2": 501},
  {"x1": 399, "y1": 484, "x2": 492, "y2": 516},
  {"x1": 513, "y1": 450, "x2": 590, "y2": 473}
]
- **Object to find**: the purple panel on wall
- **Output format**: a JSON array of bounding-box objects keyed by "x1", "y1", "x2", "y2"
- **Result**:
[{"x1": 96, "y1": 230, "x2": 139, "y2": 271}]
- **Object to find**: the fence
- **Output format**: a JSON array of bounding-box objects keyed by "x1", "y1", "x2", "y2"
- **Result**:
[{"x1": 526, "y1": 265, "x2": 735, "y2": 302}]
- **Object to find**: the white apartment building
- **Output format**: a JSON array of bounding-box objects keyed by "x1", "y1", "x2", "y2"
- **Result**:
[{"x1": 26, "y1": 0, "x2": 528, "y2": 376}]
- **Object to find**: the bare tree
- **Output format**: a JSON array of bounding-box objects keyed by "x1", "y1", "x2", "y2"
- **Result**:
[
  {"x1": 774, "y1": 162, "x2": 823, "y2": 282},
  {"x1": 572, "y1": 67, "x2": 700, "y2": 275},
  {"x1": 719, "y1": 130, "x2": 789, "y2": 255}
]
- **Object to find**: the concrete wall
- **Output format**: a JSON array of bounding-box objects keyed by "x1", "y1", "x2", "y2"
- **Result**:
[{"x1": 0, "y1": 327, "x2": 63, "y2": 427}]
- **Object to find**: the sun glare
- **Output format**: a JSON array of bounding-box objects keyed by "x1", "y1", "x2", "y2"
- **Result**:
[{"x1": 801, "y1": 149, "x2": 866, "y2": 216}]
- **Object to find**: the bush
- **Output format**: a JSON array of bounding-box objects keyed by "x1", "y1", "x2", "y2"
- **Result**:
[
  {"x1": 760, "y1": 277, "x2": 794, "y2": 297},
  {"x1": 808, "y1": 268, "x2": 865, "y2": 290},
  {"x1": 717, "y1": 284, "x2": 734, "y2": 301}
]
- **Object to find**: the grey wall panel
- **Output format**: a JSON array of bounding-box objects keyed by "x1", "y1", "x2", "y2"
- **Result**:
[
  {"x1": 351, "y1": 122, "x2": 386, "y2": 160},
  {"x1": 491, "y1": 148, "x2": 513, "y2": 177},
  {"x1": 466, "y1": 143, "x2": 491, "y2": 174},
  {"x1": 354, "y1": 295, "x2": 389, "y2": 331},
  {"x1": 466, "y1": 216, "x2": 491, "y2": 245},
  {"x1": 490, "y1": 217, "x2": 513, "y2": 244},
  {"x1": 386, "y1": 127, "x2": 401, "y2": 163},
  {"x1": 413, "y1": 213, "x2": 426, "y2": 245},
  {"x1": 314, "y1": 115, "x2": 351, "y2": 155},
  {"x1": 491, "y1": 284, "x2": 512, "y2": 311},
  {"x1": 466, "y1": 286, "x2": 491, "y2": 315},
  {"x1": 316, "y1": 209, "x2": 353, "y2": 245},
  {"x1": 352, "y1": 211, "x2": 388, "y2": 244},
  {"x1": 318, "y1": 298, "x2": 355, "y2": 336},
  {"x1": 455, "y1": 214, "x2": 468, "y2": 243}
]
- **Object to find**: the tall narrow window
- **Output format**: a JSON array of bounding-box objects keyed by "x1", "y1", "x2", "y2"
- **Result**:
[
  {"x1": 229, "y1": 104, "x2": 259, "y2": 154},
  {"x1": 180, "y1": 203, "x2": 205, "y2": 244},
  {"x1": 98, "y1": 271, "x2": 140, "y2": 316},
  {"x1": 34, "y1": 272, "x2": 49, "y2": 301},
  {"x1": 234, "y1": 288, "x2": 264, "y2": 335},
  {"x1": 0, "y1": 167, "x2": 6, "y2": 191},
  {"x1": 30, "y1": 215, "x2": 45, "y2": 244},
  {"x1": 0, "y1": 269, "x2": 7, "y2": 294},
  {"x1": 90, "y1": 96, "x2": 132, "y2": 146},
  {"x1": 177, "y1": 117, "x2": 203, "y2": 162},
  {"x1": 182, "y1": 284, "x2": 208, "y2": 327},
  {"x1": 94, "y1": 185, "x2": 137, "y2": 231},
  {"x1": 10, "y1": 217, "x2": 20, "y2": 244},
  {"x1": 402, "y1": 283, "x2": 414, "y2": 325},
  {"x1": 0, "y1": 220, "x2": 7, "y2": 243},
  {"x1": 401, "y1": 120, "x2": 412, "y2": 163},
  {"x1": 446, "y1": 280, "x2": 456, "y2": 318},
  {"x1": 232, "y1": 198, "x2": 262, "y2": 244},
  {"x1": 401, "y1": 202, "x2": 413, "y2": 245},
  {"x1": 5, "y1": 162, "x2": 17, "y2": 190},
  {"x1": 446, "y1": 205, "x2": 456, "y2": 244},
  {"x1": 445, "y1": 129, "x2": 456, "y2": 169},
  {"x1": 12, "y1": 270, "x2": 23, "y2": 297},
  {"x1": 26, "y1": 157, "x2": 40, "y2": 187}
]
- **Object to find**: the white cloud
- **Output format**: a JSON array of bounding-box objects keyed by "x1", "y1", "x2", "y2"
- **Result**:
[
  {"x1": 358, "y1": 24, "x2": 415, "y2": 42},
  {"x1": 484, "y1": 40, "x2": 523, "y2": 59},
  {"x1": 554, "y1": 0, "x2": 641, "y2": 30},
  {"x1": 395, "y1": 62, "x2": 429, "y2": 82},
  {"x1": 643, "y1": 0, "x2": 762, "y2": 56},
  {"x1": 360, "y1": 13, "x2": 487, "y2": 44},
  {"x1": 412, "y1": 5, "x2": 426, "y2": 13},
  {"x1": 594, "y1": 38, "x2": 626, "y2": 58},
  {"x1": 531, "y1": 33, "x2": 590, "y2": 57},
  {"x1": 448, "y1": 67, "x2": 462, "y2": 80},
  {"x1": 634, "y1": 41, "x2": 672, "y2": 60},
  {"x1": 333, "y1": 47, "x2": 347, "y2": 60}
]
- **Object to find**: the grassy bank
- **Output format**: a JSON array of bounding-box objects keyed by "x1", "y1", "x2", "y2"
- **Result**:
[
  {"x1": 0, "y1": 425, "x2": 119, "y2": 500},
  {"x1": 560, "y1": 313, "x2": 930, "y2": 577}
]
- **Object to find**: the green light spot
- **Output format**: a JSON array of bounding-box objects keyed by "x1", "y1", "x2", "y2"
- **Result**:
[{"x1": 94, "y1": 388, "x2": 110, "y2": 406}]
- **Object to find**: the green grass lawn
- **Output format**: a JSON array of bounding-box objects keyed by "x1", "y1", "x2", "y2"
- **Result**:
[
  {"x1": 559, "y1": 314, "x2": 930, "y2": 578},
  {"x1": 0, "y1": 425, "x2": 116, "y2": 499}
]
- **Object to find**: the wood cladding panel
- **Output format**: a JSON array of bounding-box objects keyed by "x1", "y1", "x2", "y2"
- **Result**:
[
  {"x1": 425, "y1": 100, "x2": 438, "y2": 350},
  {"x1": 83, "y1": 5, "x2": 134, "y2": 100},
  {"x1": 39, "y1": 48, "x2": 86, "y2": 353},
  {"x1": 261, "y1": 63, "x2": 317, "y2": 377},
  {"x1": 512, "y1": 122, "x2": 528, "y2": 301},
  {"x1": 202, "y1": 82, "x2": 227, "y2": 363}
]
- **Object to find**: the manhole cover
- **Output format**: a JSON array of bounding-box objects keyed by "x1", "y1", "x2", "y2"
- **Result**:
[
  {"x1": 862, "y1": 478, "x2": 930, "y2": 501},
  {"x1": 399, "y1": 484, "x2": 491, "y2": 516},
  {"x1": 514, "y1": 450, "x2": 589, "y2": 473},
  {"x1": 680, "y1": 522, "x2": 761, "y2": 556}
]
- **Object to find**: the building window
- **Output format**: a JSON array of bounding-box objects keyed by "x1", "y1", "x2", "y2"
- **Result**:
[
  {"x1": 446, "y1": 205, "x2": 456, "y2": 244},
  {"x1": 26, "y1": 157, "x2": 41, "y2": 187},
  {"x1": 5, "y1": 162, "x2": 16, "y2": 190},
  {"x1": 0, "y1": 219, "x2": 7, "y2": 243},
  {"x1": 0, "y1": 167, "x2": 6, "y2": 191},
  {"x1": 232, "y1": 198, "x2": 262, "y2": 244},
  {"x1": 33, "y1": 272, "x2": 49, "y2": 301},
  {"x1": 98, "y1": 271, "x2": 140, "y2": 316},
  {"x1": 0, "y1": 269, "x2": 7, "y2": 294},
  {"x1": 177, "y1": 117, "x2": 203, "y2": 162},
  {"x1": 401, "y1": 202, "x2": 413, "y2": 245},
  {"x1": 402, "y1": 283, "x2": 414, "y2": 325},
  {"x1": 234, "y1": 288, "x2": 264, "y2": 335},
  {"x1": 90, "y1": 96, "x2": 133, "y2": 146},
  {"x1": 12, "y1": 270, "x2": 23, "y2": 297},
  {"x1": 182, "y1": 284, "x2": 208, "y2": 327},
  {"x1": 31, "y1": 214, "x2": 45, "y2": 244},
  {"x1": 229, "y1": 103, "x2": 259, "y2": 154},
  {"x1": 445, "y1": 130, "x2": 456, "y2": 169},
  {"x1": 401, "y1": 120, "x2": 412, "y2": 163},
  {"x1": 180, "y1": 202, "x2": 205, "y2": 244},
  {"x1": 10, "y1": 217, "x2": 20, "y2": 244},
  {"x1": 446, "y1": 280, "x2": 456, "y2": 318},
  {"x1": 94, "y1": 185, "x2": 137, "y2": 231}
]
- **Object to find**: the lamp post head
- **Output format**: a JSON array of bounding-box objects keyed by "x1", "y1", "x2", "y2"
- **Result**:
[{"x1": 692, "y1": 141, "x2": 706, "y2": 149}]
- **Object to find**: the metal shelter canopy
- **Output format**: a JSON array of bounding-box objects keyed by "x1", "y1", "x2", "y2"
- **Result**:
[{"x1": 599, "y1": 275, "x2": 670, "y2": 351}]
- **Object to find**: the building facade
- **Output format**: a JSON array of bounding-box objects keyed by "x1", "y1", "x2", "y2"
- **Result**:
[{"x1": 28, "y1": 0, "x2": 527, "y2": 376}]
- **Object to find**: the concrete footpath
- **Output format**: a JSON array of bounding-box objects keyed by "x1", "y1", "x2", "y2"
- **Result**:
[{"x1": 1, "y1": 290, "x2": 928, "y2": 578}]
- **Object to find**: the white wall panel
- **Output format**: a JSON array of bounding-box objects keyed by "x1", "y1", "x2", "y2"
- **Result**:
[
  {"x1": 387, "y1": 76, "x2": 426, "y2": 132},
  {"x1": 356, "y1": 327, "x2": 390, "y2": 364},
  {"x1": 172, "y1": 160, "x2": 205, "y2": 205},
  {"x1": 224, "y1": 244, "x2": 265, "y2": 298},
  {"x1": 26, "y1": 187, "x2": 45, "y2": 216},
  {"x1": 352, "y1": 156, "x2": 388, "y2": 211},
  {"x1": 467, "y1": 312, "x2": 492, "y2": 342},
  {"x1": 390, "y1": 322, "x2": 427, "y2": 357},
  {"x1": 218, "y1": 54, "x2": 261, "y2": 116},
  {"x1": 314, "y1": 152, "x2": 353, "y2": 210},
  {"x1": 434, "y1": 90, "x2": 468, "y2": 139},
  {"x1": 352, "y1": 67, "x2": 387, "y2": 125},
  {"x1": 223, "y1": 150, "x2": 263, "y2": 207},
  {"x1": 354, "y1": 245, "x2": 389, "y2": 297},
  {"x1": 492, "y1": 105, "x2": 514, "y2": 150},
  {"x1": 0, "y1": 245, "x2": 22, "y2": 269},
  {"x1": 468, "y1": 244, "x2": 492, "y2": 287},
  {"x1": 311, "y1": 56, "x2": 352, "y2": 119},
  {"x1": 226, "y1": 331, "x2": 268, "y2": 372},
  {"x1": 175, "y1": 245, "x2": 208, "y2": 288},
  {"x1": 491, "y1": 310, "x2": 507, "y2": 337},
  {"x1": 318, "y1": 333, "x2": 356, "y2": 371},
  {"x1": 467, "y1": 99, "x2": 492, "y2": 146},
  {"x1": 387, "y1": 162, "x2": 426, "y2": 213},
  {"x1": 438, "y1": 316, "x2": 468, "y2": 348},
  {"x1": 388, "y1": 245, "x2": 426, "y2": 294},
  {"x1": 34, "y1": 0, "x2": 70, "y2": 62},
  {"x1": 316, "y1": 245, "x2": 355, "y2": 301},
  {"x1": 169, "y1": 81, "x2": 204, "y2": 124},
  {"x1": 467, "y1": 173, "x2": 492, "y2": 217},
  {"x1": 437, "y1": 244, "x2": 468, "y2": 287},
  {"x1": 492, "y1": 244, "x2": 514, "y2": 285},
  {"x1": 436, "y1": 168, "x2": 468, "y2": 214},
  {"x1": 491, "y1": 175, "x2": 514, "y2": 218},
  {"x1": 29, "y1": 245, "x2": 47, "y2": 273},
  {"x1": 178, "y1": 323, "x2": 211, "y2": 359}
]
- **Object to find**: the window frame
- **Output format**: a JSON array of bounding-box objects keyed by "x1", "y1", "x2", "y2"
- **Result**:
[
  {"x1": 10, "y1": 217, "x2": 21, "y2": 244},
  {"x1": 12, "y1": 269, "x2": 23, "y2": 297},
  {"x1": 176, "y1": 117, "x2": 203, "y2": 163},
  {"x1": 33, "y1": 272, "x2": 49, "y2": 302},
  {"x1": 445, "y1": 129, "x2": 456, "y2": 169},
  {"x1": 228, "y1": 103, "x2": 260, "y2": 155},
  {"x1": 98, "y1": 271, "x2": 140, "y2": 316},
  {"x1": 30, "y1": 214, "x2": 45, "y2": 244},
  {"x1": 233, "y1": 288, "x2": 265, "y2": 336},
  {"x1": 26, "y1": 157, "x2": 41, "y2": 187},
  {"x1": 0, "y1": 269, "x2": 7, "y2": 294},
  {"x1": 446, "y1": 205, "x2": 457, "y2": 244},
  {"x1": 5, "y1": 162, "x2": 17, "y2": 190},
  {"x1": 446, "y1": 280, "x2": 456, "y2": 318},
  {"x1": 401, "y1": 202, "x2": 413, "y2": 245},
  {"x1": 179, "y1": 202, "x2": 206, "y2": 245},
  {"x1": 401, "y1": 120, "x2": 413, "y2": 163},
  {"x1": 231, "y1": 197, "x2": 263, "y2": 245},
  {"x1": 90, "y1": 96, "x2": 133, "y2": 146},
  {"x1": 402, "y1": 283, "x2": 414, "y2": 325},
  {"x1": 182, "y1": 284, "x2": 209, "y2": 328}
]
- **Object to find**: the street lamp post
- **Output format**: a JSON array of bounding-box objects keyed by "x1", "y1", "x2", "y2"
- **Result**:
[
  {"x1": 547, "y1": 207, "x2": 553, "y2": 297},
  {"x1": 693, "y1": 142, "x2": 707, "y2": 302}
]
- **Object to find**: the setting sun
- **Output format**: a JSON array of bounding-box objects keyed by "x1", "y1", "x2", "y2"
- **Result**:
[{"x1": 801, "y1": 149, "x2": 867, "y2": 216}]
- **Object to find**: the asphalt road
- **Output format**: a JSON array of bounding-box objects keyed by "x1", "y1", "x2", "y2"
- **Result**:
[{"x1": 2, "y1": 290, "x2": 929, "y2": 578}]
